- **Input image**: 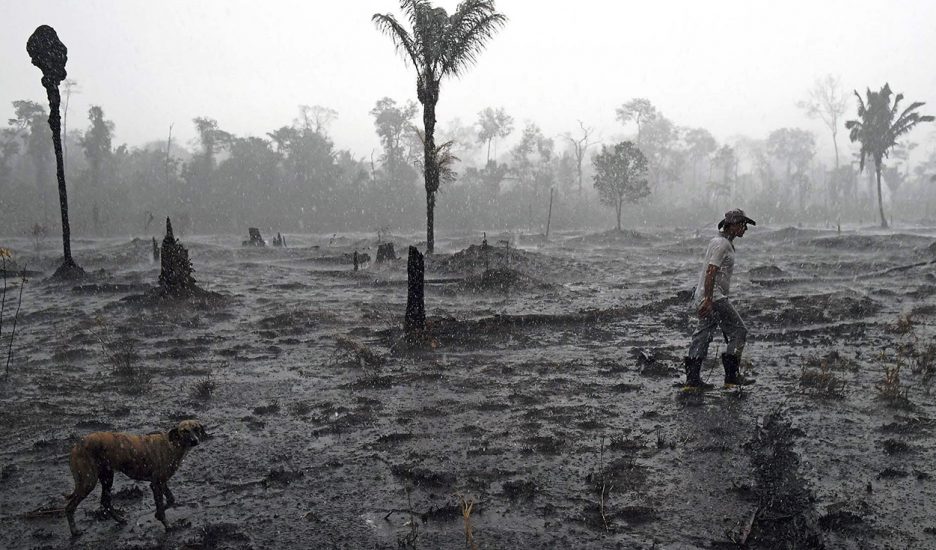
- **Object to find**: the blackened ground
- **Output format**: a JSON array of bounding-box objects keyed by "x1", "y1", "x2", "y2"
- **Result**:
[{"x1": 0, "y1": 225, "x2": 935, "y2": 549}]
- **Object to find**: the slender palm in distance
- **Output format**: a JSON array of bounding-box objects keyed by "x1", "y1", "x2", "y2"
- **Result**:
[
  {"x1": 845, "y1": 83, "x2": 933, "y2": 228},
  {"x1": 373, "y1": 0, "x2": 506, "y2": 254}
]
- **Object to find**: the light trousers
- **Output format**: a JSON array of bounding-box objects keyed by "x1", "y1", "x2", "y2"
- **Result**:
[{"x1": 687, "y1": 298, "x2": 747, "y2": 360}]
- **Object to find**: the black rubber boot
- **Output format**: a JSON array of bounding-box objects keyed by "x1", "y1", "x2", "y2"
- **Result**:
[
  {"x1": 684, "y1": 356, "x2": 714, "y2": 389},
  {"x1": 722, "y1": 353, "x2": 754, "y2": 386}
]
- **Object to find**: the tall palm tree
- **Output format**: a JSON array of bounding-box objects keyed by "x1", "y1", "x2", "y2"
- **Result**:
[
  {"x1": 373, "y1": 0, "x2": 506, "y2": 253},
  {"x1": 845, "y1": 83, "x2": 933, "y2": 228}
]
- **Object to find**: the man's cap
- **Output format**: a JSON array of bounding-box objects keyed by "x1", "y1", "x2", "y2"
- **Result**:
[{"x1": 717, "y1": 208, "x2": 756, "y2": 229}]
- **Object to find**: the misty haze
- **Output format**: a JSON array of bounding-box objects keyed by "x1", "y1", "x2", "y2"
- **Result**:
[{"x1": 1, "y1": 1, "x2": 935, "y2": 548}]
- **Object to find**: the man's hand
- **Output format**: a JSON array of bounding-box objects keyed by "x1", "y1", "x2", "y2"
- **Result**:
[
  {"x1": 698, "y1": 297, "x2": 714, "y2": 318},
  {"x1": 698, "y1": 264, "x2": 719, "y2": 318}
]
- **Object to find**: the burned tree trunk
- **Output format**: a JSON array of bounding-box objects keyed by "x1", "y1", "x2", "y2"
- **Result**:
[
  {"x1": 28, "y1": 25, "x2": 84, "y2": 280},
  {"x1": 404, "y1": 246, "x2": 425, "y2": 336},
  {"x1": 376, "y1": 242, "x2": 396, "y2": 262},
  {"x1": 158, "y1": 217, "x2": 196, "y2": 296}
]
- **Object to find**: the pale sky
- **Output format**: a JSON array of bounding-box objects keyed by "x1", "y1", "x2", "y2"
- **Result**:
[{"x1": 3, "y1": 0, "x2": 936, "y2": 162}]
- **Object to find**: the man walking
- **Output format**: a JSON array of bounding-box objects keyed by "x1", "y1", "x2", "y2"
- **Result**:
[{"x1": 684, "y1": 209, "x2": 756, "y2": 389}]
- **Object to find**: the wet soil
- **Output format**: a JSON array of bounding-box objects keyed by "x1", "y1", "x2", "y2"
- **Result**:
[{"x1": 1, "y1": 226, "x2": 935, "y2": 548}]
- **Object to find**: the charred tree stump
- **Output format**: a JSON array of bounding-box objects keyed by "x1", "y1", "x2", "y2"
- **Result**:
[
  {"x1": 243, "y1": 227, "x2": 265, "y2": 247},
  {"x1": 28, "y1": 25, "x2": 84, "y2": 280},
  {"x1": 158, "y1": 217, "x2": 197, "y2": 296},
  {"x1": 353, "y1": 250, "x2": 359, "y2": 271},
  {"x1": 404, "y1": 246, "x2": 426, "y2": 337},
  {"x1": 376, "y1": 242, "x2": 396, "y2": 262},
  {"x1": 482, "y1": 232, "x2": 489, "y2": 271}
]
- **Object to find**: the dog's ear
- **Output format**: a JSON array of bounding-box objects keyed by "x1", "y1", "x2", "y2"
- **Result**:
[{"x1": 168, "y1": 428, "x2": 182, "y2": 445}]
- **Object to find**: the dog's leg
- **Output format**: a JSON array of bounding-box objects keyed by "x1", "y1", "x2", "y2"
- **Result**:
[
  {"x1": 162, "y1": 483, "x2": 175, "y2": 508},
  {"x1": 65, "y1": 457, "x2": 99, "y2": 537},
  {"x1": 98, "y1": 466, "x2": 126, "y2": 523},
  {"x1": 150, "y1": 481, "x2": 170, "y2": 530}
]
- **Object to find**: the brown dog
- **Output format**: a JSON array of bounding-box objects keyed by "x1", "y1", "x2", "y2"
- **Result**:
[{"x1": 63, "y1": 419, "x2": 207, "y2": 536}]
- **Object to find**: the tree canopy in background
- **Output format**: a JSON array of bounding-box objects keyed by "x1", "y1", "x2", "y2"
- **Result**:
[{"x1": 592, "y1": 141, "x2": 650, "y2": 231}]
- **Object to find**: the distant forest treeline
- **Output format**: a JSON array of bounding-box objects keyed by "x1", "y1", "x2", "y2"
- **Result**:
[{"x1": 2, "y1": 91, "x2": 935, "y2": 238}]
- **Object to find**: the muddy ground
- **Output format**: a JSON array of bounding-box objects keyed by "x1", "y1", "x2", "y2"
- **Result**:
[{"x1": 1, "y1": 225, "x2": 935, "y2": 549}]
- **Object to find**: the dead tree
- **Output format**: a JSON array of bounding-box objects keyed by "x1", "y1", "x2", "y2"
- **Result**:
[
  {"x1": 27, "y1": 25, "x2": 84, "y2": 279},
  {"x1": 404, "y1": 246, "x2": 425, "y2": 336},
  {"x1": 565, "y1": 120, "x2": 598, "y2": 195}
]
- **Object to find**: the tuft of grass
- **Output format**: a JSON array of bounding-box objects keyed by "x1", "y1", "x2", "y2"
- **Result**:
[
  {"x1": 91, "y1": 317, "x2": 148, "y2": 394},
  {"x1": 455, "y1": 492, "x2": 477, "y2": 550},
  {"x1": 800, "y1": 357, "x2": 847, "y2": 399},
  {"x1": 394, "y1": 483, "x2": 419, "y2": 548},
  {"x1": 910, "y1": 343, "x2": 936, "y2": 395},
  {"x1": 289, "y1": 401, "x2": 312, "y2": 417},
  {"x1": 252, "y1": 400, "x2": 280, "y2": 416},
  {"x1": 594, "y1": 435, "x2": 612, "y2": 531},
  {"x1": 876, "y1": 350, "x2": 911, "y2": 407},
  {"x1": 889, "y1": 313, "x2": 915, "y2": 335},
  {"x1": 192, "y1": 371, "x2": 217, "y2": 401},
  {"x1": 332, "y1": 335, "x2": 384, "y2": 376}
]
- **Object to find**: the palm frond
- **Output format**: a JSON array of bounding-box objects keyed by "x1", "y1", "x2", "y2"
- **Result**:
[
  {"x1": 412, "y1": 128, "x2": 459, "y2": 186},
  {"x1": 890, "y1": 92, "x2": 904, "y2": 121},
  {"x1": 401, "y1": 0, "x2": 432, "y2": 31},
  {"x1": 439, "y1": 1, "x2": 506, "y2": 77},
  {"x1": 418, "y1": 7, "x2": 448, "y2": 77},
  {"x1": 850, "y1": 90, "x2": 867, "y2": 122},
  {"x1": 890, "y1": 113, "x2": 934, "y2": 141},
  {"x1": 373, "y1": 13, "x2": 422, "y2": 71},
  {"x1": 895, "y1": 101, "x2": 929, "y2": 126},
  {"x1": 436, "y1": 139, "x2": 460, "y2": 186},
  {"x1": 845, "y1": 91, "x2": 863, "y2": 146}
]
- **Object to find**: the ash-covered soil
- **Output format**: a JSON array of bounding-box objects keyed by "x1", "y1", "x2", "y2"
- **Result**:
[{"x1": 1, "y1": 225, "x2": 935, "y2": 549}]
